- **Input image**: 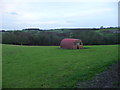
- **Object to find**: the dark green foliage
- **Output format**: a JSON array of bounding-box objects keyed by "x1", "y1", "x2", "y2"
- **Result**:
[{"x1": 2, "y1": 28, "x2": 119, "y2": 45}]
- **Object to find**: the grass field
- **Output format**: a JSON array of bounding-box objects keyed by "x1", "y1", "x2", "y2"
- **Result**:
[
  {"x1": 96, "y1": 28, "x2": 118, "y2": 32},
  {"x1": 2, "y1": 44, "x2": 118, "y2": 88}
]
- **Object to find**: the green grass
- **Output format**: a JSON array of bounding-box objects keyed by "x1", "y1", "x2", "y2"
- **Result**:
[
  {"x1": 2, "y1": 44, "x2": 118, "y2": 88},
  {"x1": 0, "y1": 44, "x2": 2, "y2": 89},
  {"x1": 96, "y1": 28, "x2": 118, "y2": 32}
]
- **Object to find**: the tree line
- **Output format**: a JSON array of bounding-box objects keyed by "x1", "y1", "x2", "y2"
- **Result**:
[{"x1": 1, "y1": 29, "x2": 120, "y2": 46}]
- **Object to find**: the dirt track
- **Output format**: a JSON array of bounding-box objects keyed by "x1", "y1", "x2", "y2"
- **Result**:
[{"x1": 77, "y1": 61, "x2": 120, "y2": 88}]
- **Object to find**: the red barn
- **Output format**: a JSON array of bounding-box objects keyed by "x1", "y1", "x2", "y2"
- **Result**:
[{"x1": 60, "y1": 38, "x2": 83, "y2": 49}]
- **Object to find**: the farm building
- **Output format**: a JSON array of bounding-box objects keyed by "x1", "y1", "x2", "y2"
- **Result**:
[{"x1": 60, "y1": 38, "x2": 83, "y2": 49}]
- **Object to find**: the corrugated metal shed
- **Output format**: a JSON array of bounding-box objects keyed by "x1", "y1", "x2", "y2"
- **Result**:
[{"x1": 60, "y1": 38, "x2": 83, "y2": 49}]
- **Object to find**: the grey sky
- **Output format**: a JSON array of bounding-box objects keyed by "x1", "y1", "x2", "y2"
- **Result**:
[{"x1": 1, "y1": 0, "x2": 119, "y2": 30}]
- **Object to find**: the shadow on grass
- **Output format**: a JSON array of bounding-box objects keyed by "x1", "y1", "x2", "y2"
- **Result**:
[{"x1": 57, "y1": 47, "x2": 90, "y2": 50}]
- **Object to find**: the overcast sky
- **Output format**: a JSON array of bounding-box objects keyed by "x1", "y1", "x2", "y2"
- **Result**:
[{"x1": 1, "y1": 0, "x2": 119, "y2": 30}]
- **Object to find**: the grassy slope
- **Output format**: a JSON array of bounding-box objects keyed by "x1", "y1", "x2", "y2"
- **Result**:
[
  {"x1": 2, "y1": 45, "x2": 118, "y2": 88},
  {"x1": 0, "y1": 44, "x2": 2, "y2": 89},
  {"x1": 96, "y1": 28, "x2": 118, "y2": 32}
]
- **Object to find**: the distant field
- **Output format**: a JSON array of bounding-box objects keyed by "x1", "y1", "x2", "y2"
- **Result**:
[
  {"x1": 2, "y1": 44, "x2": 118, "y2": 88},
  {"x1": 96, "y1": 28, "x2": 119, "y2": 32}
]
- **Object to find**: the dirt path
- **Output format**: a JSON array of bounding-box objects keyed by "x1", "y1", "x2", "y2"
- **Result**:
[{"x1": 77, "y1": 61, "x2": 120, "y2": 88}]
